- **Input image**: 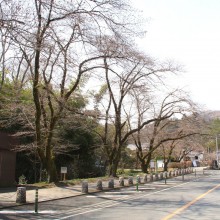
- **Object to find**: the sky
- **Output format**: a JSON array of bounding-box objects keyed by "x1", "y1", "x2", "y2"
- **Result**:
[{"x1": 131, "y1": 0, "x2": 220, "y2": 111}]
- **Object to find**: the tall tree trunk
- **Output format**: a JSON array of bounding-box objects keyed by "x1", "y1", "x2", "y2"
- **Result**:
[
  {"x1": 163, "y1": 161, "x2": 169, "y2": 172},
  {"x1": 140, "y1": 160, "x2": 148, "y2": 173},
  {"x1": 108, "y1": 150, "x2": 121, "y2": 177},
  {"x1": 47, "y1": 158, "x2": 58, "y2": 182},
  {"x1": 145, "y1": 152, "x2": 152, "y2": 172}
]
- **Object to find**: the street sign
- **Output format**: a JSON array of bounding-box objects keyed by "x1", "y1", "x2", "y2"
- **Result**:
[
  {"x1": 157, "y1": 160, "x2": 164, "y2": 168},
  {"x1": 150, "y1": 161, "x2": 155, "y2": 168},
  {"x1": 61, "y1": 167, "x2": 67, "y2": 174}
]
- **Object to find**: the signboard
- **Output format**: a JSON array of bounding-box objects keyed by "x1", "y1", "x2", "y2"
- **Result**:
[
  {"x1": 61, "y1": 167, "x2": 67, "y2": 174},
  {"x1": 157, "y1": 160, "x2": 164, "y2": 168},
  {"x1": 150, "y1": 161, "x2": 155, "y2": 168}
]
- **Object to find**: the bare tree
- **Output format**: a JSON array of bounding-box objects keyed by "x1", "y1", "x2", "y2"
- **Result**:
[
  {"x1": 93, "y1": 49, "x2": 178, "y2": 176},
  {"x1": 130, "y1": 88, "x2": 200, "y2": 173},
  {"x1": 1, "y1": 0, "x2": 145, "y2": 182}
]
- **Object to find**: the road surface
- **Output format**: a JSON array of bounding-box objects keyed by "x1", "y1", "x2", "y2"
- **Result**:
[{"x1": 1, "y1": 169, "x2": 220, "y2": 220}]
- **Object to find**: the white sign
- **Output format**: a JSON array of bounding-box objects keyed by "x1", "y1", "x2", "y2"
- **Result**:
[
  {"x1": 61, "y1": 167, "x2": 67, "y2": 174},
  {"x1": 150, "y1": 161, "x2": 155, "y2": 168},
  {"x1": 157, "y1": 160, "x2": 164, "y2": 168}
]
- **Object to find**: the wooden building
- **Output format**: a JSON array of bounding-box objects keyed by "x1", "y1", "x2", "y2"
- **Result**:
[{"x1": 0, "y1": 133, "x2": 16, "y2": 187}]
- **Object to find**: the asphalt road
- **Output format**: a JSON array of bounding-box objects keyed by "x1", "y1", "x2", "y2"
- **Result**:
[{"x1": 1, "y1": 169, "x2": 220, "y2": 220}]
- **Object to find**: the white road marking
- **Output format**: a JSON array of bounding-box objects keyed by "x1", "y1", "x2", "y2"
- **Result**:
[
  {"x1": 0, "y1": 210, "x2": 57, "y2": 214},
  {"x1": 60, "y1": 181, "x2": 190, "y2": 219}
]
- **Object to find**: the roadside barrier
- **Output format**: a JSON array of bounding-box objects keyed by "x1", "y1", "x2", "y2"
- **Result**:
[
  {"x1": 82, "y1": 181, "x2": 88, "y2": 193},
  {"x1": 169, "y1": 171, "x2": 172, "y2": 178},
  {"x1": 164, "y1": 172, "x2": 168, "y2": 179},
  {"x1": 136, "y1": 176, "x2": 139, "y2": 191},
  {"x1": 96, "y1": 179, "x2": 103, "y2": 190},
  {"x1": 143, "y1": 174, "x2": 148, "y2": 183},
  {"x1": 136, "y1": 175, "x2": 141, "y2": 184},
  {"x1": 12, "y1": 168, "x2": 205, "y2": 205},
  {"x1": 119, "y1": 177, "x2": 124, "y2": 186},
  {"x1": 16, "y1": 187, "x2": 26, "y2": 204},
  {"x1": 128, "y1": 176, "x2": 133, "y2": 185},
  {"x1": 35, "y1": 188, "x2": 38, "y2": 213},
  {"x1": 108, "y1": 179, "x2": 114, "y2": 189},
  {"x1": 175, "y1": 170, "x2": 178, "y2": 176}
]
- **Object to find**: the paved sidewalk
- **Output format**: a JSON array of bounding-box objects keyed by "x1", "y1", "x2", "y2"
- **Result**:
[
  {"x1": 0, "y1": 167, "x2": 206, "y2": 209},
  {"x1": 0, "y1": 181, "x2": 108, "y2": 209}
]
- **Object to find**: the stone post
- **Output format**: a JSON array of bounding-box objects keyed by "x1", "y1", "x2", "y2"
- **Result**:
[
  {"x1": 155, "y1": 173, "x2": 159, "y2": 181},
  {"x1": 82, "y1": 181, "x2": 88, "y2": 193},
  {"x1": 160, "y1": 172, "x2": 163, "y2": 180},
  {"x1": 96, "y1": 179, "x2": 103, "y2": 191},
  {"x1": 108, "y1": 179, "x2": 114, "y2": 189},
  {"x1": 150, "y1": 173, "x2": 153, "y2": 182},
  {"x1": 169, "y1": 171, "x2": 172, "y2": 178},
  {"x1": 175, "y1": 170, "x2": 178, "y2": 176},
  {"x1": 16, "y1": 187, "x2": 26, "y2": 203},
  {"x1": 119, "y1": 177, "x2": 124, "y2": 187},
  {"x1": 143, "y1": 174, "x2": 148, "y2": 183},
  {"x1": 128, "y1": 176, "x2": 133, "y2": 185},
  {"x1": 137, "y1": 175, "x2": 141, "y2": 184},
  {"x1": 164, "y1": 172, "x2": 168, "y2": 179}
]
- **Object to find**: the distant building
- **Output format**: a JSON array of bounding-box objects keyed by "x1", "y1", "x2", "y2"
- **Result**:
[
  {"x1": 188, "y1": 151, "x2": 204, "y2": 162},
  {"x1": 0, "y1": 132, "x2": 17, "y2": 187}
]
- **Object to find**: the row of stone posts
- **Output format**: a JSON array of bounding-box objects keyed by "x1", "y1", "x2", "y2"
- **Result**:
[
  {"x1": 80, "y1": 167, "x2": 194, "y2": 194},
  {"x1": 16, "y1": 167, "x2": 195, "y2": 203}
]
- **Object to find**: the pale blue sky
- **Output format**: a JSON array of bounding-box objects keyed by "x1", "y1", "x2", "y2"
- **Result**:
[{"x1": 132, "y1": 0, "x2": 220, "y2": 110}]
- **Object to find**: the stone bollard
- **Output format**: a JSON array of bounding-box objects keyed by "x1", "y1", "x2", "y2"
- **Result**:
[
  {"x1": 150, "y1": 173, "x2": 153, "y2": 182},
  {"x1": 82, "y1": 181, "x2": 88, "y2": 193},
  {"x1": 155, "y1": 173, "x2": 159, "y2": 181},
  {"x1": 119, "y1": 177, "x2": 124, "y2": 186},
  {"x1": 169, "y1": 171, "x2": 172, "y2": 178},
  {"x1": 96, "y1": 179, "x2": 103, "y2": 191},
  {"x1": 173, "y1": 170, "x2": 175, "y2": 177},
  {"x1": 176, "y1": 170, "x2": 179, "y2": 176},
  {"x1": 164, "y1": 172, "x2": 168, "y2": 179},
  {"x1": 137, "y1": 175, "x2": 141, "y2": 184},
  {"x1": 160, "y1": 172, "x2": 163, "y2": 180},
  {"x1": 16, "y1": 187, "x2": 26, "y2": 203},
  {"x1": 108, "y1": 179, "x2": 114, "y2": 189},
  {"x1": 143, "y1": 174, "x2": 148, "y2": 183},
  {"x1": 128, "y1": 176, "x2": 133, "y2": 185}
]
